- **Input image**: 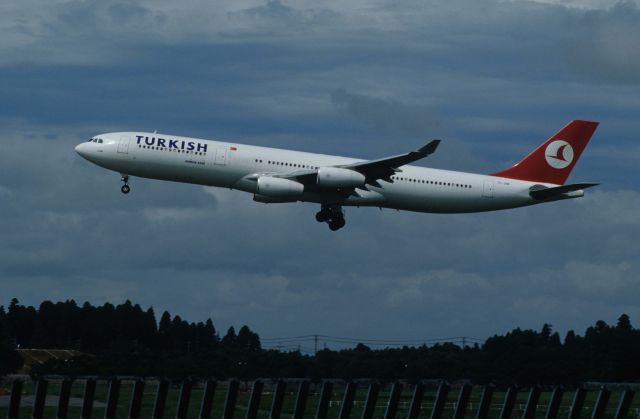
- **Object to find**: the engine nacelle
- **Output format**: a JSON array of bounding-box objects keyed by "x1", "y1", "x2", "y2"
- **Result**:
[
  {"x1": 317, "y1": 167, "x2": 366, "y2": 188},
  {"x1": 256, "y1": 176, "x2": 304, "y2": 197}
]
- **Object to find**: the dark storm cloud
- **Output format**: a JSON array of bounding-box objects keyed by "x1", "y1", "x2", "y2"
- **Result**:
[
  {"x1": 0, "y1": 0, "x2": 639, "y2": 341},
  {"x1": 331, "y1": 89, "x2": 442, "y2": 137},
  {"x1": 568, "y1": 1, "x2": 640, "y2": 82}
]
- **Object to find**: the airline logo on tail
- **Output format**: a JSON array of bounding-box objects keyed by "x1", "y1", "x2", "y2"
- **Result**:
[
  {"x1": 545, "y1": 140, "x2": 574, "y2": 169},
  {"x1": 490, "y1": 120, "x2": 598, "y2": 185}
]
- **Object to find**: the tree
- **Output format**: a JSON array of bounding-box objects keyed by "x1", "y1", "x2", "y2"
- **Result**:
[
  {"x1": 6, "y1": 298, "x2": 37, "y2": 347},
  {"x1": 222, "y1": 326, "x2": 237, "y2": 348},
  {"x1": 237, "y1": 325, "x2": 261, "y2": 351},
  {"x1": 0, "y1": 341, "x2": 22, "y2": 376},
  {"x1": 159, "y1": 311, "x2": 172, "y2": 335},
  {"x1": 204, "y1": 319, "x2": 218, "y2": 347},
  {"x1": 617, "y1": 314, "x2": 632, "y2": 331}
]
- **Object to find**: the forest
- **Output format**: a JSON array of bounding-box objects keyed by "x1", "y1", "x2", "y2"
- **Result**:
[{"x1": 1, "y1": 298, "x2": 639, "y2": 384}]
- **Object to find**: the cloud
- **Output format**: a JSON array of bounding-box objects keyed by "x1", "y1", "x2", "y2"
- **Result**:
[
  {"x1": 0, "y1": 0, "x2": 639, "y2": 341},
  {"x1": 331, "y1": 89, "x2": 442, "y2": 137},
  {"x1": 384, "y1": 270, "x2": 491, "y2": 307},
  {"x1": 564, "y1": 260, "x2": 636, "y2": 295},
  {"x1": 3, "y1": 120, "x2": 638, "y2": 337},
  {"x1": 565, "y1": 1, "x2": 640, "y2": 82}
]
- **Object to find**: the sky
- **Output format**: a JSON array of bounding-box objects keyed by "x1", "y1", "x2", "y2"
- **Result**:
[{"x1": 1, "y1": 0, "x2": 639, "y2": 352}]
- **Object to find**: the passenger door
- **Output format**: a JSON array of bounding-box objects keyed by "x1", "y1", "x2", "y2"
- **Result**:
[
  {"x1": 117, "y1": 136, "x2": 130, "y2": 154},
  {"x1": 482, "y1": 180, "x2": 494, "y2": 198},
  {"x1": 214, "y1": 147, "x2": 227, "y2": 166}
]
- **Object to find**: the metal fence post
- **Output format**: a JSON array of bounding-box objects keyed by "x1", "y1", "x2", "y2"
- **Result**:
[
  {"x1": 568, "y1": 388, "x2": 587, "y2": 419},
  {"x1": 199, "y1": 380, "x2": 217, "y2": 419},
  {"x1": 498, "y1": 386, "x2": 518, "y2": 419},
  {"x1": 384, "y1": 382, "x2": 403, "y2": 419},
  {"x1": 362, "y1": 382, "x2": 380, "y2": 419},
  {"x1": 152, "y1": 379, "x2": 169, "y2": 419},
  {"x1": 105, "y1": 378, "x2": 121, "y2": 419},
  {"x1": 7, "y1": 379, "x2": 23, "y2": 419},
  {"x1": 270, "y1": 380, "x2": 287, "y2": 419},
  {"x1": 177, "y1": 379, "x2": 194, "y2": 419},
  {"x1": 339, "y1": 382, "x2": 358, "y2": 419},
  {"x1": 475, "y1": 386, "x2": 494, "y2": 419},
  {"x1": 614, "y1": 389, "x2": 635, "y2": 419},
  {"x1": 81, "y1": 378, "x2": 96, "y2": 419},
  {"x1": 57, "y1": 378, "x2": 73, "y2": 419},
  {"x1": 452, "y1": 383, "x2": 472, "y2": 419},
  {"x1": 293, "y1": 380, "x2": 311, "y2": 419},
  {"x1": 32, "y1": 378, "x2": 49, "y2": 419},
  {"x1": 429, "y1": 382, "x2": 450, "y2": 419},
  {"x1": 316, "y1": 381, "x2": 334, "y2": 419},
  {"x1": 522, "y1": 387, "x2": 541, "y2": 419},
  {"x1": 590, "y1": 387, "x2": 611, "y2": 419},
  {"x1": 544, "y1": 387, "x2": 564, "y2": 419},
  {"x1": 129, "y1": 379, "x2": 145, "y2": 419},
  {"x1": 406, "y1": 382, "x2": 425, "y2": 419},
  {"x1": 223, "y1": 380, "x2": 240, "y2": 419},
  {"x1": 245, "y1": 380, "x2": 263, "y2": 419}
]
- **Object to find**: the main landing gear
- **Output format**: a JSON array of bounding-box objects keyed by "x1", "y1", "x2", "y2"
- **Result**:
[
  {"x1": 315, "y1": 205, "x2": 346, "y2": 231},
  {"x1": 121, "y1": 175, "x2": 130, "y2": 194}
]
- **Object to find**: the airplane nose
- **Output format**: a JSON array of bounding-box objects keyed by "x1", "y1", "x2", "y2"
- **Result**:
[{"x1": 75, "y1": 143, "x2": 88, "y2": 158}]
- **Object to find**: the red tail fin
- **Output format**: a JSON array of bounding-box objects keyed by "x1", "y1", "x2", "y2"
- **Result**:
[{"x1": 490, "y1": 120, "x2": 599, "y2": 185}]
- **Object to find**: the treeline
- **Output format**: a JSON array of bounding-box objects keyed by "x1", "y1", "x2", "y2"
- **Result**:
[{"x1": 1, "y1": 299, "x2": 639, "y2": 383}]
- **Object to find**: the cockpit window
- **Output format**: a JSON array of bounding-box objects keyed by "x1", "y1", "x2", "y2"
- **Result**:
[{"x1": 98, "y1": 139, "x2": 103, "y2": 143}]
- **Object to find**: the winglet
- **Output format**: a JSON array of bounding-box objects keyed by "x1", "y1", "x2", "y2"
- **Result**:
[{"x1": 418, "y1": 139, "x2": 440, "y2": 155}]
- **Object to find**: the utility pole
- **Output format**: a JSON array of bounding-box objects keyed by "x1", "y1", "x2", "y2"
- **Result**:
[{"x1": 314, "y1": 334, "x2": 318, "y2": 356}]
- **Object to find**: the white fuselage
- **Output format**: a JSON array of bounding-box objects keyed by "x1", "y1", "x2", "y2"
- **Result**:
[{"x1": 76, "y1": 132, "x2": 569, "y2": 213}]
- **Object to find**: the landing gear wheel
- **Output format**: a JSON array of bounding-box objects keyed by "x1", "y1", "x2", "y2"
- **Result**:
[
  {"x1": 120, "y1": 174, "x2": 130, "y2": 194},
  {"x1": 328, "y1": 217, "x2": 346, "y2": 231},
  {"x1": 316, "y1": 208, "x2": 331, "y2": 223},
  {"x1": 316, "y1": 205, "x2": 346, "y2": 230}
]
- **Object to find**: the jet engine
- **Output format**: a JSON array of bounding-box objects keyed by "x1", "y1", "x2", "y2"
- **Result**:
[
  {"x1": 256, "y1": 176, "x2": 304, "y2": 197},
  {"x1": 317, "y1": 167, "x2": 366, "y2": 188}
]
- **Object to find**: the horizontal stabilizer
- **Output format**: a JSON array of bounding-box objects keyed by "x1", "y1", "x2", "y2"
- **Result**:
[{"x1": 529, "y1": 183, "x2": 598, "y2": 200}]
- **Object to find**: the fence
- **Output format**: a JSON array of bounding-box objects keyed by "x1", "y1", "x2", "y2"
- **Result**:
[{"x1": 1, "y1": 378, "x2": 638, "y2": 419}]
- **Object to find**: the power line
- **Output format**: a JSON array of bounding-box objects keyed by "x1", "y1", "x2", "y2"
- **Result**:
[
  {"x1": 261, "y1": 335, "x2": 317, "y2": 341},
  {"x1": 260, "y1": 334, "x2": 485, "y2": 350},
  {"x1": 316, "y1": 334, "x2": 484, "y2": 344}
]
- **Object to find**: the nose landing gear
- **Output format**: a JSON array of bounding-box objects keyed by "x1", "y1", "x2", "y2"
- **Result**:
[
  {"x1": 121, "y1": 175, "x2": 130, "y2": 194},
  {"x1": 316, "y1": 205, "x2": 346, "y2": 231}
]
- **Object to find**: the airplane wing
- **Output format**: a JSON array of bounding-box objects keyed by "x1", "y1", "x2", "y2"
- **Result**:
[
  {"x1": 278, "y1": 139, "x2": 441, "y2": 187},
  {"x1": 340, "y1": 140, "x2": 440, "y2": 180}
]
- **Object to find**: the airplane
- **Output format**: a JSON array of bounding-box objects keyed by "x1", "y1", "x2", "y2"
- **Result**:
[{"x1": 75, "y1": 120, "x2": 599, "y2": 231}]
